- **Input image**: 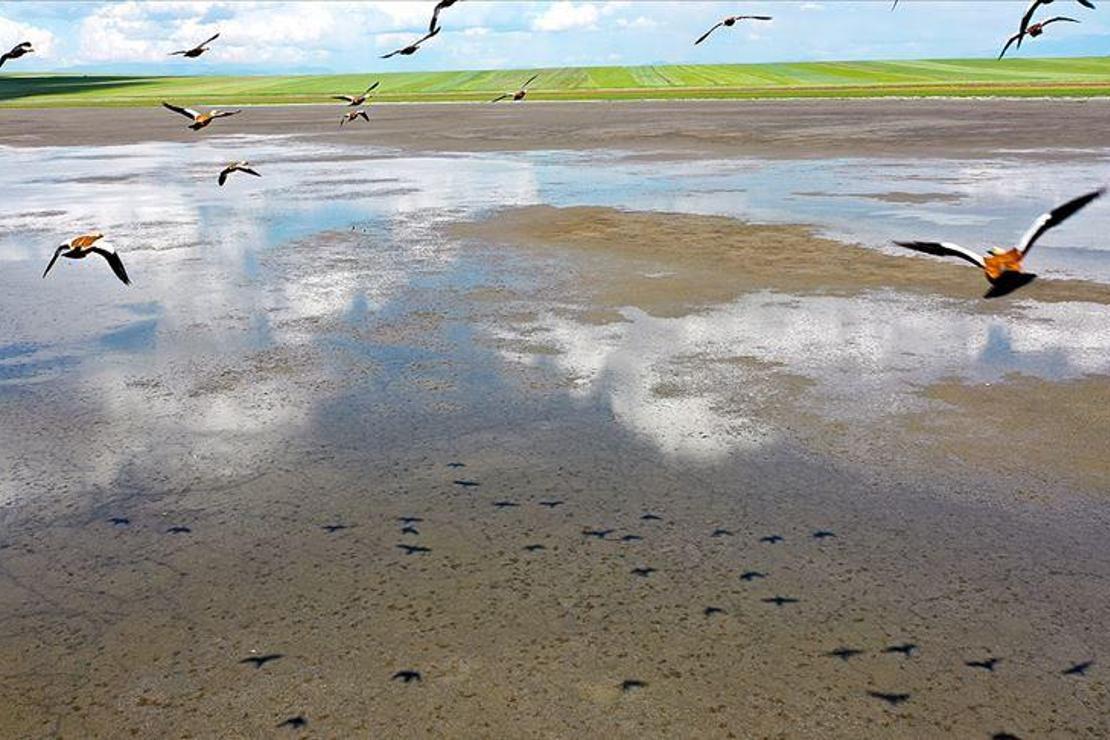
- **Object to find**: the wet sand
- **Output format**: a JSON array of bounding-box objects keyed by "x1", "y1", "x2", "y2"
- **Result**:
[
  {"x1": 1, "y1": 102, "x2": 1109, "y2": 738},
  {"x1": 2, "y1": 98, "x2": 1110, "y2": 159}
]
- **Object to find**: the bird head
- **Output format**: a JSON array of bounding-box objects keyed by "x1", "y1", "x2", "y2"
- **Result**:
[{"x1": 988, "y1": 246, "x2": 1006, "y2": 255}]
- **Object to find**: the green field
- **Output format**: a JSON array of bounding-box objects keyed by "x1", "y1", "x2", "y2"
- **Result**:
[{"x1": 4, "y1": 56, "x2": 1110, "y2": 107}]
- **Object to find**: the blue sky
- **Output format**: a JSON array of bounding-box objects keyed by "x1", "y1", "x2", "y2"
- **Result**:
[{"x1": 1, "y1": 1, "x2": 1107, "y2": 75}]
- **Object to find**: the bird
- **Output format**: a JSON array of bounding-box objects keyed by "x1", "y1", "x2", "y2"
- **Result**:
[
  {"x1": 162, "y1": 101, "x2": 241, "y2": 131},
  {"x1": 695, "y1": 15, "x2": 772, "y2": 45},
  {"x1": 620, "y1": 679, "x2": 647, "y2": 692},
  {"x1": 381, "y1": 27, "x2": 440, "y2": 58},
  {"x1": 166, "y1": 526, "x2": 191, "y2": 534},
  {"x1": 322, "y1": 524, "x2": 350, "y2": 533},
  {"x1": 1019, "y1": 0, "x2": 1094, "y2": 46},
  {"x1": 620, "y1": 534, "x2": 643, "y2": 542},
  {"x1": 812, "y1": 530, "x2": 837, "y2": 539},
  {"x1": 883, "y1": 643, "x2": 918, "y2": 657},
  {"x1": 108, "y1": 517, "x2": 130, "y2": 526},
  {"x1": 401, "y1": 525, "x2": 420, "y2": 535},
  {"x1": 429, "y1": 0, "x2": 462, "y2": 32},
  {"x1": 966, "y1": 657, "x2": 1001, "y2": 672},
  {"x1": 218, "y1": 161, "x2": 260, "y2": 186},
  {"x1": 43, "y1": 233, "x2": 130, "y2": 285},
  {"x1": 491, "y1": 74, "x2": 539, "y2": 103},
  {"x1": 538, "y1": 500, "x2": 564, "y2": 508},
  {"x1": 582, "y1": 528, "x2": 614, "y2": 539},
  {"x1": 332, "y1": 81, "x2": 380, "y2": 106},
  {"x1": 760, "y1": 535, "x2": 784, "y2": 544},
  {"x1": 340, "y1": 109, "x2": 370, "y2": 126},
  {"x1": 524, "y1": 544, "x2": 546, "y2": 552},
  {"x1": 397, "y1": 544, "x2": 431, "y2": 554},
  {"x1": 826, "y1": 647, "x2": 865, "y2": 661},
  {"x1": 868, "y1": 691, "x2": 911, "y2": 706},
  {"x1": 453, "y1": 479, "x2": 480, "y2": 488},
  {"x1": 762, "y1": 596, "x2": 799, "y2": 606},
  {"x1": 704, "y1": 606, "x2": 725, "y2": 616},
  {"x1": 446, "y1": 462, "x2": 465, "y2": 468},
  {"x1": 0, "y1": 41, "x2": 33, "y2": 68},
  {"x1": 711, "y1": 528, "x2": 734, "y2": 538},
  {"x1": 240, "y1": 654, "x2": 283, "y2": 669},
  {"x1": 999, "y1": 16, "x2": 1079, "y2": 58},
  {"x1": 392, "y1": 670, "x2": 422, "y2": 683},
  {"x1": 739, "y1": 571, "x2": 767, "y2": 581},
  {"x1": 492, "y1": 501, "x2": 519, "y2": 508},
  {"x1": 641, "y1": 513, "x2": 662, "y2": 521},
  {"x1": 398, "y1": 516, "x2": 424, "y2": 524},
  {"x1": 894, "y1": 188, "x2": 1104, "y2": 298},
  {"x1": 169, "y1": 33, "x2": 220, "y2": 58},
  {"x1": 991, "y1": 734, "x2": 1022, "y2": 740},
  {"x1": 630, "y1": 567, "x2": 656, "y2": 577},
  {"x1": 277, "y1": 716, "x2": 307, "y2": 729},
  {"x1": 1062, "y1": 660, "x2": 1094, "y2": 676}
]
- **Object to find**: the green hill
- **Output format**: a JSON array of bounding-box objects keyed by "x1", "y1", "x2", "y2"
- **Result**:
[{"x1": 4, "y1": 56, "x2": 1110, "y2": 107}]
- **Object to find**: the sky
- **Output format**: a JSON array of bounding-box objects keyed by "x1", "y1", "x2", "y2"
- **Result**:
[{"x1": 1, "y1": 1, "x2": 1107, "y2": 75}]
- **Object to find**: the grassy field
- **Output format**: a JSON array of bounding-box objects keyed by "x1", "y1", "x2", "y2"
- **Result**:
[{"x1": 3, "y1": 57, "x2": 1110, "y2": 107}]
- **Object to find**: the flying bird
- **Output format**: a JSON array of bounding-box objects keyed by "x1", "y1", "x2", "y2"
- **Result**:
[
  {"x1": 739, "y1": 571, "x2": 767, "y2": 581},
  {"x1": 166, "y1": 526, "x2": 191, "y2": 534},
  {"x1": 446, "y1": 462, "x2": 465, "y2": 468},
  {"x1": 398, "y1": 516, "x2": 424, "y2": 524},
  {"x1": 1019, "y1": 0, "x2": 1095, "y2": 46},
  {"x1": 429, "y1": 0, "x2": 462, "y2": 32},
  {"x1": 868, "y1": 691, "x2": 911, "y2": 706},
  {"x1": 492, "y1": 500, "x2": 519, "y2": 508},
  {"x1": 321, "y1": 524, "x2": 350, "y2": 533},
  {"x1": 695, "y1": 15, "x2": 772, "y2": 45},
  {"x1": 620, "y1": 534, "x2": 643, "y2": 542},
  {"x1": 332, "y1": 81, "x2": 380, "y2": 106},
  {"x1": 401, "y1": 525, "x2": 420, "y2": 535},
  {"x1": 277, "y1": 716, "x2": 307, "y2": 729},
  {"x1": 340, "y1": 109, "x2": 370, "y2": 126},
  {"x1": 711, "y1": 528, "x2": 734, "y2": 538},
  {"x1": 162, "y1": 101, "x2": 241, "y2": 130},
  {"x1": 630, "y1": 567, "x2": 656, "y2": 577},
  {"x1": 812, "y1": 530, "x2": 837, "y2": 539},
  {"x1": 538, "y1": 500, "x2": 564, "y2": 508},
  {"x1": 895, "y1": 188, "x2": 1104, "y2": 297},
  {"x1": 1062, "y1": 660, "x2": 1094, "y2": 676},
  {"x1": 381, "y1": 27, "x2": 440, "y2": 58},
  {"x1": 169, "y1": 33, "x2": 220, "y2": 58},
  {"x1": 108, "y1": 517, "x2": 130, "y2": 526},
  {"x1": 826, "y1": 647, "x2": 865, "y2": 661},
  {"x1": 392, "y1": 670, "x2": 422, "y2": 683},
  {"x1": 43, "y1": 233, "x2": 130, "y2": 285},
  {"x1": 453, "y1": 479, "x2": 480, "y2": 488},
  {"x1": 641, "y1": 513, "x2": 662, "y2": 521},
  {"x1": 397, "y1": 544, "x2": 431, "y2": 554},
  {"x1": 883, "y1": 643, "x2": 918, "y2": 657},
  {"x1": 583, "y1": 528, "x2": 614, "y2": 539},
  {"x1": 524, "y1": 544, "x2": 546, "y2": 552},
  {"x1": 218, "y1": 161, "x2": 260, "y2": 186},
  {"x1": 704, "y1": 606, "x2": 725, "y2": 616},
  {"x1": 620, "y1": 679, "x2": 647, "y2": 692},
  {"x1": 490, "y1": 74, "x2": 539, "y2": 103},
  {"x1": 0, "y1": 41, "x2": 33, "y2": 68},
  {"x1": 240, "y1": 654, "x2": 283, "y2": 669},
  {"x1": 999, "y1": 16, "x2": 1079, "y2": 58},
  {"x1": 966, "y1": 657, "x2": 1001, "y2": 672},
  {"x1": 762, "y1": 595, "x2": 799, "y2": 606},
  {"x1": 760, "y1": 535, "x2": 784, "y2": 544}
]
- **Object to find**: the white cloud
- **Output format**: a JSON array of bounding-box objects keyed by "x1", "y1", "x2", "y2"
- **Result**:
[
  {"x1": 532, "y1": 1, "x2": 599, "y2": 32},
  {"x1": 0, "y1": 15, "x2": 56, "y2": 59}
]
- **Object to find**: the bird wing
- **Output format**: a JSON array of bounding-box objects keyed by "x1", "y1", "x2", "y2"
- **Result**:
[
  {"x1": 42, "y1": 245, "x2": 67, "y2": 278},
  {"x1": 520, "y1": 73, "x2": 539, "y2": 90},
  {"x1": 333, "y1": 95, "x2": 355, "y2": 102},
  {"x1": 162, "y1": 101, "x2": 198, "y2": 119},
  {"x1": 1041, "y1": 15, "x2": 1081, "y2": 25},
  {"x1": 1017, "y1": 187, "x2": 1104, "y2": 255},
  {"x1": 218, "y1": 168, "x2": 230, "y2": 186},
  {"x1": 240, "y1": 167, "x2": 261, "y2": 177},
  {"x1": 894, "y1": 240, "x2": 985, "y2": 269},
  {"x1": 417, "y1": 27, "x2": 441, "y2": 45},
  {"x1": 202, "y1": 33, "x2": 220, "y2": 46},
  {"x1": 364, "y1": 80, "x2": 380, "y2": 94},
  {"x1": 695, "y1": 22, "x2": 724, "y2": 45},
  {"x1": 998, "y1": 32, "x2": 1022, "y2": 59},
  {"x1": 71, "y1": 233, "x2": 103, "y2": 248},
  {"x1": 90, "y1": 247, "x2": 131, "y2": 285},
  {"x1": 380, "y1": 49, "x2": 400, "y2": 59},
  {"x1": 1019, "y1": 0, "x2": 1047, "y2": 40},
  {"x1": 357, "y1": 111, "x2": 369, "y2": 121},
  {"x1": 490, "y1": 93, "x2": 510, "y2": 103},
  {"x1": 212, "y1": 109, "x2": 241, "y2": 118},
  {"x1": 739, "y1": 16, "x2": 773, "y2": 20}
]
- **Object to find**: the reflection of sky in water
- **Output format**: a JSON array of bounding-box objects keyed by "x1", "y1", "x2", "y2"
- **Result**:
[{"x1": 1, "y1": 137, "x2": 1108, "y2": 468}]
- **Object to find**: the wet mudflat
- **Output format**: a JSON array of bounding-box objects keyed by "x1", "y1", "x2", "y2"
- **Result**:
[{"x1": 0, "y1": 104, "x2": 1108, "y2": 737}]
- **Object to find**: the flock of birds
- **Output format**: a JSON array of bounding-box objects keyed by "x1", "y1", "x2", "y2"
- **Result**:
[{"x1": 5, "y1": 0, "x2": 1104, "y2": 296}]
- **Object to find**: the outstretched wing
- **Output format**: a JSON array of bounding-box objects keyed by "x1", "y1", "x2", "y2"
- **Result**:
[
  {"x1": 162, "y1": 101, "x2": 198, "y2": 119},
  {"x1": 894, "y1": 241, "x2": 985, "y2": 269},
  {"x1": 333, "y1": 95, "x2": 355, "y2": 102},
  {"x1": 1019, "y1": 0, "x2": 1047, "y2": 42},
  {"x1": 695, "y1": 22, "x2": 724, "y2": 45},
  {"x1": 1041, "y1": 15, "x2": 1081, "y2": 27},
  {"x1": 520, "y1": 74, "x2": 539, "y2": 90},
  {"x1": 201, "y1": 33, "x2": 220, "y2": 47},
  {"x1": 490, "y1": 93, "x2": 510, "y2": 103},
  {"x1": 417, "y1": 27, "x2": 441, "y2": 45},
  {"x1": 42, "y1": 245, "x2": 67, "y2": 278},
  {"x1": 240, "y1": 167, "x2": 261, "y2": 177},
  {"x1": 218, "y1": 168, "x2": 230, "y2": 186},
  {"x1": 739, "y1": 16, "x2": 773, "y2": 21},
  {"x1": 364, "y1": 80, "x2": 380, "y2": 94},
  {"x1": 212, "y1": 109, "x2": 241, "y2": 119},
  {"x1": 998, "y1": 32, "x2": 1022, "y2": 59},
  {"x1": 90, "y1": 247, "x2": 131, "y2": 285},
  {"x1": 0, "y1": 53, "x2": 9, "y2": 68},
  {"x1": 380, "y1": 49, "x2": 400, "y2": 59},
  {"x1": 1017, "y1": 187, "x2": 1104, "y2": 255}
]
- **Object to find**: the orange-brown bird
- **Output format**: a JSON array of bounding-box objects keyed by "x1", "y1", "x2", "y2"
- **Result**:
[
  {"x1": 340, "y1": 109, "x2": 370, "y2": 126},
  {"x1": 895, "y1": 188, "x2": 1104, "y2": 298},
  {"x1": 162, "y1": 101, "x2": 241, "y2": 130},
  {"x1": 218, "y1": 161, "x2": 261, "y2": 186},
  {"x1": 1000, "y1": 16, "x2": 1078, "y2": 58},
  {"x1": 1019, "y1": 0, "x2": 1095, "y2": 46},
  {"x1": 490, "y1": 74, "x2": 539, "y2": 103},
  {"x1": 333, "y1": 81, "x2": 380, "y2": 106},
  {"x1": 43, "y1": 233, "x2": 130, "y2": 285}
]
